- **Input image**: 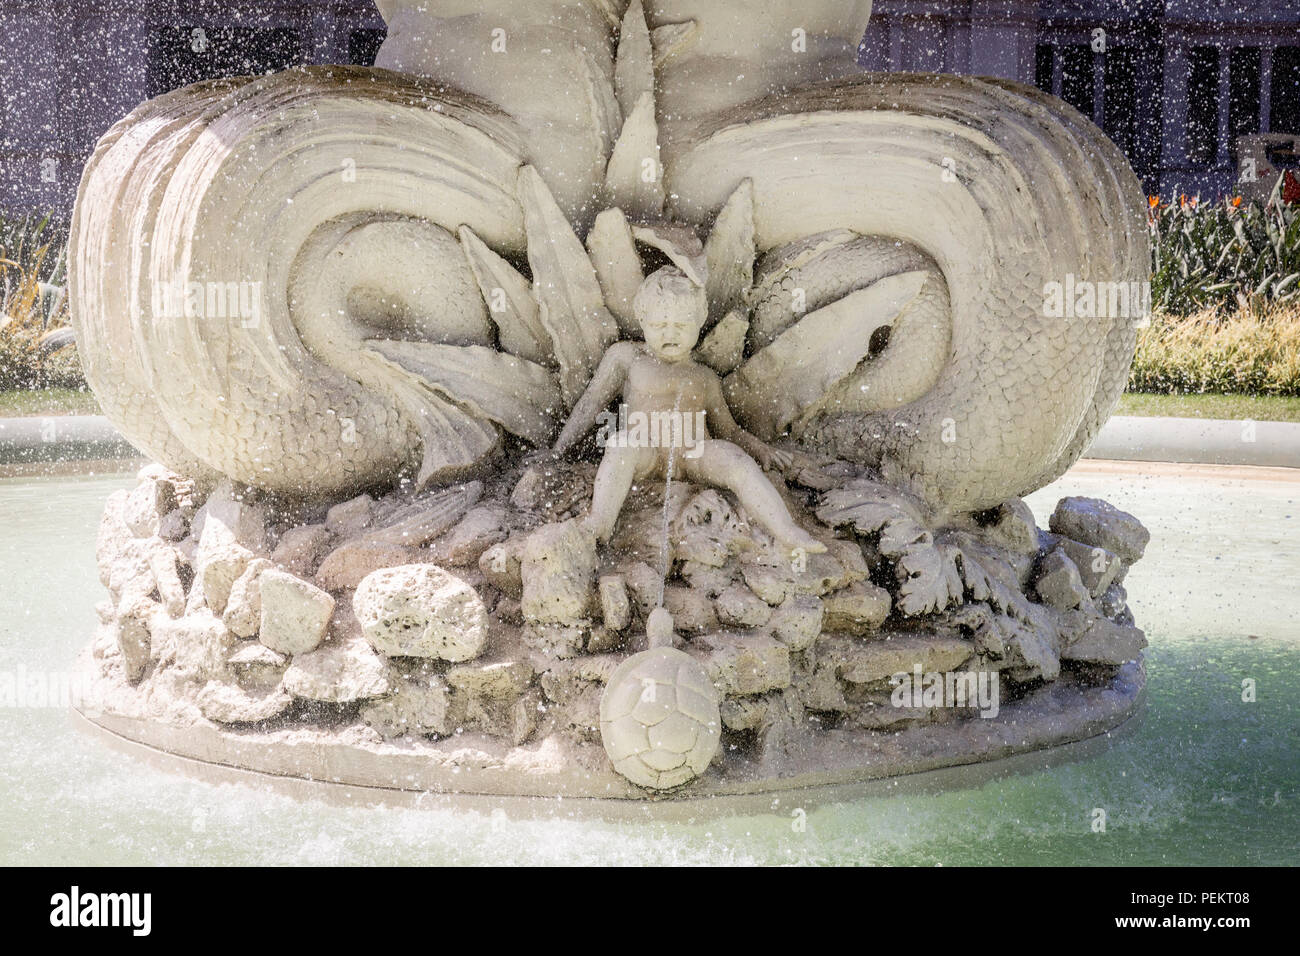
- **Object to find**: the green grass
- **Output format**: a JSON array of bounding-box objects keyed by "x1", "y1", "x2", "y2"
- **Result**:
[
  {"x1": 0, "y1": 387, "x2": 100, "y2": 418},
  {"x1": 1118, "y1": 391, "x2": 1300, "y2": 422}
]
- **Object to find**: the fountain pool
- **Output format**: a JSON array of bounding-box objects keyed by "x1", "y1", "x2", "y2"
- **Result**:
[{"x1": 1, "y1": 463, "x2": 1296, "y2": 865}]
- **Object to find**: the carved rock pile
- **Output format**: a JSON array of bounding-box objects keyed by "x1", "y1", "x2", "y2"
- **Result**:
[{"x1": 88, "y1": 453, "x2": 1148, "y2": 790}]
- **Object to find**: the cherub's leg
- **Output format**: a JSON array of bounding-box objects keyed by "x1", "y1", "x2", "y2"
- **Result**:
[
  {"x1": 584, "y1": 438, "x2": 657, "y2": 545},
  {"x1": 682, "y1": 441, "x2": 828, "y2": 556}
]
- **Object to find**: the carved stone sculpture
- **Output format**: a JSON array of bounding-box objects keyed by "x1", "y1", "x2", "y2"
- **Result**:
[{"x1": 71, "y1": 0, "x2": 1153, "y2": 800}]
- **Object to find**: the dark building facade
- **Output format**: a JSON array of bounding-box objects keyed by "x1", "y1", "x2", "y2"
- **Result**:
[
  {"x1": 2, "y1": 0, "x2": 1298, "y2": 217},
  {"x1": 0, "y1": 0, "x2": 383, "y2": 217},
  {"x1": 863, "y1": 1, "x2": 1300, "y2": 195}
]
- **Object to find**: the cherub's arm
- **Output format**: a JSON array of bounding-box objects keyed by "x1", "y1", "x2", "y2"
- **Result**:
[
  {"x1": 703, "y1": 369, "x2": 794, "y2": 471},
  {"x1": 553, "y1": 342, "x2": 635, "y2": 455}
]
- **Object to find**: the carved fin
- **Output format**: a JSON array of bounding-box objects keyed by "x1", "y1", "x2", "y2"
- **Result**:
[
  {"x1": 367, "y1": 339, "x2": 561, "y2": 446},
  {"x1": 631, "y1": 222, "x2": 707, "y2": 287},
  {"x1": 602, "y1": 92, "x2": 665, "y2": 221},
  {"x1": 694, "y1": 309, "x2": 748, "y2": 375},
  {"x1": 704, "y1": 179, "x2": 756, "y2": 323},
  {"x1": 587, "y1": 207, "x2": 645, "y2": 337},
  {"x1": 458, "y1": 226, "x2": 550, "y2": 367},
  {"x1": 519, "y1": 165, "x2": 619, "y2": 407},
  {"x1": 725, "y1": 271, "x2": 932, "y2": 440},
  {"x1": 651, "y1": 20, "x2": 699, "y2": 66},
  {"x1": 614, "y1": 0, "x2": 655, "y2": 121}
]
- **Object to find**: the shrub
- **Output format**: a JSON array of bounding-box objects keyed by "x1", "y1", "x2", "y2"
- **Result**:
[
  {"x1": 0, "y1": 214, "x2": 84, "y2": 390},
  {"x1": 1149, "y1": 180, "x2": 1300, "y2": 316},
  {"x1": 1129, "y1": 303, "x2": 1300, "y2": 396}
]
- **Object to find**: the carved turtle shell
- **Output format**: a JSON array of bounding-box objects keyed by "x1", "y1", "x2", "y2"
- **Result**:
[{"x1": 599, "y1": 645, "x2": 721, "y2": 790}]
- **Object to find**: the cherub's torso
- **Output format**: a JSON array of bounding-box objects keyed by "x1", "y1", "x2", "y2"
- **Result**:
[{"x1": 623, "y1": 346, "x2": 717, "y2": 436}]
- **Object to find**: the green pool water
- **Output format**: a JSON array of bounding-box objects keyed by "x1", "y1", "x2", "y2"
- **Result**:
[{"x1": 0, "y1": 468, "x2": 1296, "y2": 865}]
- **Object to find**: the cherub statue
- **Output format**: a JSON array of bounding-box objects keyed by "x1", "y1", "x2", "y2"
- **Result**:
[{"x1": 554, "y1": 266, "x2": 827, "y2": 557}]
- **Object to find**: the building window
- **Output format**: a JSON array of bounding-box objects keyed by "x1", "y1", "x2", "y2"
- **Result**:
[
  {"x1": 1060, "y1": 45, "x2": 1094, "y2": 119},
  {"x1": 1034, "y1": 44, "x2": 1053, "y2": 94},
  {"x1": 1229, "y1": 47, "x2": 1262, "y2": 157},
  {"x1": 1272, "y1": 46, "x2": 1300, "y2": 136},
  {"x1": 1104, "y1": 48, "x2": 1138, "y2": 158},
  {"x1": 348, "y1": 29, "x2": 387, "y2": 67},
  {"x1": 148, "y1": 27, "x2": 305, "y2": 98},
  {"x1": 1185, "y1": 46, "x2": 1220, "y2": 167}
]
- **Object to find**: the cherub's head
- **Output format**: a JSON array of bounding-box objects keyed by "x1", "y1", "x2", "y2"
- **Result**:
[{"x1": 633, "y1": 266, "x2": 707, "y2": 362}]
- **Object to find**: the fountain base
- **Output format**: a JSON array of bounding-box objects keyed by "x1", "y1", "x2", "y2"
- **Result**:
[{"x1": 73, "y1": 649, "x2": 1143, "y2": 804}]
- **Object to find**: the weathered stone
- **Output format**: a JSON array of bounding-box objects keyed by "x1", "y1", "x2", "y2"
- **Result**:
[
  {"x1": 258, "y1": 569, "x2": 335, "y2": 655},
  {"x1": 446, "y1": 655, "x2": 536, "y2": 700},
  {"x1": 470, "y1": 686, "x2": 545, "y2": 745},
  {"x1": 671, "y1": 489, "x2": 753, "y2": 567},
  {"x1": 688, "y1": 632, "x2": 791, "y2": 696},
  {"x1": 325, "y1": 493, "x2": 376, "y2": 536},
  {"x1": 122, "y1": 478, "x2": 174, "y2": 538},
  {"x1": 599, "y1": 574, "x2": 632, "y2": 631},
  {"x1": 1034, "y1": 549, "x2": 1090, "y2": 611},
  {"x1": 680, "y1": 560, "x2": 738, "y2": 596},
  {"x1": 157, "y1": 509, "x2": 190, "y2": 543},
  {"x1": 740, "y1": 564, "x2": 793, "y2": 605},
  {"x1": 428, "y1": 505, "x2": 510, "y2": 566},
  {"x1": 153, "y1": 609, "x2": 237, "y2": 682},
  {"x1": 520, "y1": 520, "x2": 596, "y2": 625},
  {"x1": 1049, "y1": 496, "x2": 1149, "y2": 565},
  {"x1": 621, "y1": 560, "x2": 662, "y2": 615},
  {"x1": 824, "y1": 633, "x2": 973, "y2": 685},
  {"x1": 741, "y1": 548, "x2": 859, "y2": 606},
  {"x1": 720, "y1": 694, "x2": 769, "y2": 732},
  {"x1": 193, "y1": 481, "x2": 269, "y2": 553},
  {"x1": 271, "y1": 523, "x2": 334, "y2": 577},
  {"x1": 511, "y1": 462, "x2": 593, "y2": 518},
  {"x1": 354, "y1": 564, "x2": 489, "y2": 661},
  {"x1": 195, "y1": 496, "x2": 264, "y2": 615},
  {"x1": 1051, "y1": 534, "x2": 1122, "y2": 598},
  {"x1": 222, "y1": 558, "x2": 273, "y2": 639},
  {"x1": 197, "y1": 681, "x2": 293, "y2": 724},
  {"x1": 770, "y1": 595, "x2": 825, "y2": 652},
  {"x1": 1098, "y1": 582, "x2": 1132, "y2": 624},
  {"x1": 822, "y1": 581, "x2": 891, "y2": 634},
  {"x1": 478, "y1": 536, "x2": 526, "y2": 597},
  {"x1": 360, "y1": 673, "x2": 458, "y2": 739},
  {"x1": 227, "y1": 642, "x2": 288, "y2": 690},
  {"x1": 584, "y1": 624, "x2": 625, "y2": 654},
  {"x1": 283, "y1": 635, "x2": 389, "y2": 703},
  {"x1": 314, "y1": 541, "x2": 425, "y2": 592},
  {"x1": 1062, "y1": 616, "x2": 1147, "y2": 665},
  {"x1": 115, "y1": 597, "x2": 155, "y2": 683},
  {"x1": 663, "y1": 586, "x2": 719, "y2": 634},
  {"x1": 522, "y1": 621, "x2": 588, "y2": 659},
  {"x1": 148, "y1": 545, "x2": 186, "y2": 618},
  {"x1": 797, "y1": 660, "x2": 848, "y2": 712},
  {"x1": 971, "y1": 497, "x2": 1039, "y2": 556},
  {"x1": 351, "y1": 482, "x2": 482, "y2": 552},
  {"x1": 713, "y1": 585, "x2": 773, "y2": 628}
]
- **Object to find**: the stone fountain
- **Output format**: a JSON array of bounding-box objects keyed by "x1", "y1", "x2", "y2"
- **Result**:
[{"x1": 69, "y1": 0, "x2": 1152, "y2": 800}]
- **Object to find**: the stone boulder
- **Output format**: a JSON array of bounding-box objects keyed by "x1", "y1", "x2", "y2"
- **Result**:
[
  {"x1": 1049, "y1": 497, "x2": 1150, "y2": 565},
  {"x1": 283, "y1": 635, "x2": 389, "y2": 703},
  {"x1": 354, "y1": 564, "x2": 489, "y2": 661},
  {"x1": 258, "y1": 569, "x2": 335, "y2": 655},
  {"x1": 520, "y1": 520, "x2": 596, "y2": 625}
]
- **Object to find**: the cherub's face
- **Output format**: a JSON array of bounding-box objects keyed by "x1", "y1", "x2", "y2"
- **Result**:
[{"x1": 638, "y1": 297, "x2": 704, "y2": 362}]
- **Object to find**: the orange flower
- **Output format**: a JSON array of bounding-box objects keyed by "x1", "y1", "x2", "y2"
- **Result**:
[
  {"x1": 1231, "y1": 195, "x2": 1243, "y2": 208},
  {"x1": 1148, "y1": 195, "x2": 1160, "y2": 208}
]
